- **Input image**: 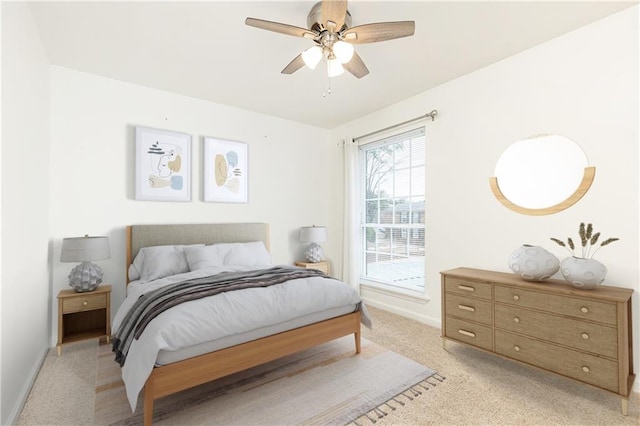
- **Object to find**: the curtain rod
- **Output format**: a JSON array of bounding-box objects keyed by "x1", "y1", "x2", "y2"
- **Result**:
[{"x1": 353, "y1": 109, "x2": 438, "y2": 142}]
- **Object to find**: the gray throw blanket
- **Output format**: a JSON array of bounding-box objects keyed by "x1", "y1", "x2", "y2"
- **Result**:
[{"x1": 112, "y1": 266, "x2": 332, "y2": 367}]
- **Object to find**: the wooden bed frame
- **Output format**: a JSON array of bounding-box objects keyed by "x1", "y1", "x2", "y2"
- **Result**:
[{"x1": 124, "y1": 224, "x2": 362, "y2": 426}]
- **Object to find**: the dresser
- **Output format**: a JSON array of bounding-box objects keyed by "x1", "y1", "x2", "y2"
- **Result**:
[{"x1": 441, "y1": 267, "x2": 634, "y2": 414}]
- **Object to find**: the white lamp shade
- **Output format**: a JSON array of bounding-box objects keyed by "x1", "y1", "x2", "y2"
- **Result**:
[
  {"x1": 299, "y1": 226, "x2": 327, "y2": 243},
  {"x1": 327, "y1": 58, "x2": 344, "y2": 77},
  {"x1": 60, "y1": 236, "x2": 111, "y2": 262},
  {"x1": 333, "y1": 41, "x2": 354, "y2": 64},
  {"x1": 302, "y1": 45, "x2": 323, "y2": 69}
]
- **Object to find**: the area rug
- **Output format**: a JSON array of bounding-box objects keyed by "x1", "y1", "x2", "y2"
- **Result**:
[{"x1": 95, "y1": 336, "x2": 444, "y2": 425}]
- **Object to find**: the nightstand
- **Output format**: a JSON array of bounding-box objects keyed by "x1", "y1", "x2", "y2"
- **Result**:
[
  {"x1": 295, "y1": 261, "x2": 330, "y2": 276},
  {"x1": 57, "y1": 284, "x2": 111, "y2": 355}
]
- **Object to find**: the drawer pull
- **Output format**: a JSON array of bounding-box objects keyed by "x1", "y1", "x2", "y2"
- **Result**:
[
  {"x1": 458, "y1": 329, "x2": 476, "y2": 338},
  {"x1": 514, "y1": 345, "x2": 521, "y2": 352},
  {"x1": 458, "y1": 304, "x2": 476, "y2": 312},
  {"x1": 581, "y1": 333, "x2": 589, "y2": 340},
  {"x1": 582, "y1": 366, "x2": 590, "y2": 373},
  {"x1": 82, "y1": 301, "x2": 88, "y2": 306},
  {"x1": 458, "y1": 285, "x2": 475, "y2": 292},
  {"x1": 513, "y1": 317, "x2": 520, "y2": 323},
  {"x1": 513, "y1": 295, "x2": 520, "y2": 301},
  {"x1": 580, "y1": 307, "x2": 589, "y2": 314}
]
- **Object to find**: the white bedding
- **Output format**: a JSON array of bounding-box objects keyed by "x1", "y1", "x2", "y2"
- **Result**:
[{"x1": 112, "y1": 265, "x2": 370, "y2": 411}]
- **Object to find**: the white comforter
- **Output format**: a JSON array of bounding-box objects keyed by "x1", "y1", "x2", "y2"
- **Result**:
[{"x1": 112, "y1": 265, "x2": 370, "y2": 411}]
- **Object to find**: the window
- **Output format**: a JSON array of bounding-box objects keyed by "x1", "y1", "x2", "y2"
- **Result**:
[{"x1": 359, "y1": 127, "x2": 425, "y2": 293}]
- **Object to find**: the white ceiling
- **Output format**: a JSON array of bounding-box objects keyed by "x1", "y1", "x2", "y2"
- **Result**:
[{"x1": 28, "y1": 1, "x2": 636, "y2": 129}]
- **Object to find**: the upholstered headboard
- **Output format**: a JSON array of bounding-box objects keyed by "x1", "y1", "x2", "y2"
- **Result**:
[{"x1": 125, "y1": 223, "x2": 270, "y2": 283}]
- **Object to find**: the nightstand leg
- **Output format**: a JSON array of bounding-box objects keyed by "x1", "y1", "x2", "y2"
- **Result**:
[
  {"x1": 442, "y1": 337, "x2": 447, "y2": 351},
  {"x1": 106, "y1": 335, "x2": 111, "y2": 344},
  {"x1": 57, "y1": 345, "x2": 61, "y2": 356},
  {"x1": 621, "y1": 398, "x2": 628, "y2": 416}
]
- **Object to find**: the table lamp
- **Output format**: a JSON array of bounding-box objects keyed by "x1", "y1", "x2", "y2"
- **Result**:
[
  {"x1": 60, "y1": 235, "x2": 110, "y2": 292},
  {"x1": 299, "y1": 226, "x2": 327, "y2": 263}
]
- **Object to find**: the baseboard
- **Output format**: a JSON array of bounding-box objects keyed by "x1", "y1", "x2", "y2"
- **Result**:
[
  {"x1": 4, "y1": 346, "x2": 49, "y2": 425},
  {"x1": 361, "y1": 296, "x2": 441, "y2": 329}
]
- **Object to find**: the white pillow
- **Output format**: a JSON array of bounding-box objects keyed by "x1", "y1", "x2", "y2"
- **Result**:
[
  {"x1": 129, "y1": 244, "x2": 204, "y2": 283},
  {"x1": 128, "y1": 263, "x2": 141, "y2": 281},
  {"x1": 224, "y1": 241, "x2": 272, "y2": 267},
  {"x1": 185, "y1": 241, "x2": 271, "y2": 271},
  {"x1": 183, "y1": 244, "x2": 227, "y2": 271}
]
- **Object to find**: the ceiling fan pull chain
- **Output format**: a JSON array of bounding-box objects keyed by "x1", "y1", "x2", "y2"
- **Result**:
[{"x1": 323, "y1": 63, "x2": 332, "y2": 97}]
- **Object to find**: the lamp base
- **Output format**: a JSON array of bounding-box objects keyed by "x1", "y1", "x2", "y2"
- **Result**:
[
  {"x1": 304, "y1": 243, "x2": 324, "y2": 263},
  {"x1": 68, "y1": 261, "x2": 103, "y2": 292}
]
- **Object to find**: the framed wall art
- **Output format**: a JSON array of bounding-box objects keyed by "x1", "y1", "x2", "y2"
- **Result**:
[
  {"x1": 135, "y1": 126, "x2": 191, "y2": 201},
  {"x1": 203, "y1": 137, "x2": 248, "y2": 203}
]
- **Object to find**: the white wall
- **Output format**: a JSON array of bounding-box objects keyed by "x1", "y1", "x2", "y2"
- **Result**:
[
  {"x1": 48, "y1": 67, "x2": 339, "y2": 345},
  {"x1": 333, "y1": 6, "x2": 639, "y2": 389},
  {"x1": 1, "y1": 3, "x2": 51, "y2": 423}
]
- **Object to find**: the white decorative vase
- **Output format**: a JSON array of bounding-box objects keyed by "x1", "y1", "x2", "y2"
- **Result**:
[
  {"x1": 304, "y1": 243, "x2": 324, "y2": 263},
  {"x1": 560, "y1": 257, "x2": 607, "y2": 290},
  {"x1": 68, "y1": 261, "x2": 103, "y2": 292},
  {"x1": 508, "y1": 244, "x2": 559, "y2": 282}
]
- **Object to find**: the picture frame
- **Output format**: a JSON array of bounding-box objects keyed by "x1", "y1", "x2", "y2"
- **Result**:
[
  {"x1": 203, "y1": 137, "x2": 248, "y2": 203},
  {"x1": 135, "y1": 126, "x2": 191, "y2": 202}
]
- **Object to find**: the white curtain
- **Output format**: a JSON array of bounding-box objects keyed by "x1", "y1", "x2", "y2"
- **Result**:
[{"x1": 342, "y1": 140, "x2": 360, "y2": 292}]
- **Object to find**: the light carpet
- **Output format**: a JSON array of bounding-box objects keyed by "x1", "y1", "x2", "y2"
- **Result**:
[
  {"x1": 95, "y1": 336, "x2": 443, "y2": 425},
  {"x1": 17, "y1": 307, "x2": 640, "y2": 425}
]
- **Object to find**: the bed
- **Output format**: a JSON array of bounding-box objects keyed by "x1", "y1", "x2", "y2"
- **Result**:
[{"x1": 112, "y1": 223, "x2": 369, "y2": 426}]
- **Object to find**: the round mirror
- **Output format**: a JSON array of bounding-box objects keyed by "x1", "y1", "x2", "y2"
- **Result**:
[{"x1": 490, "y1": 134, "x2": 595, "y2": 215}]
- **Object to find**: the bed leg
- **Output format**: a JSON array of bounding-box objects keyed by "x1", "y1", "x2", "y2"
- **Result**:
[
  {"x1": 143, "y1": 383, "x2": 154, "y2": 426},
  {"x1": 354, "y1": 330, "x2": 361, "y2": 354}
]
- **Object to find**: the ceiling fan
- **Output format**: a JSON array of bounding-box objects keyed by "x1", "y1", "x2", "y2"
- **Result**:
[{"x1": 245, "y1": 0, "x2": 415, "y2": 79}]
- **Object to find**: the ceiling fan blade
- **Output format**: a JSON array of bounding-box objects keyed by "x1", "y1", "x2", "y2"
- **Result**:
[
  {"x1": 342, "y1": 21, "x2": 415, "y2": 44},
  {"x1": 343, "y1": 52, "x2": 369, "y2": 79},
  {"x1": 321, "y1": 0, "x2": 348, "y2": 32},
  {"x1": 245, "y1": 17, "x2": 317, "y2": 39},
  {"x1": 281, "y1": 54, "x2": 306, "y2": 74}
]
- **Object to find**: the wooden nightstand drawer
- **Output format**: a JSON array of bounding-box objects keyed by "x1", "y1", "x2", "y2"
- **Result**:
[
  {"x1": 495, "y1": 304, "x2": 617, "y2": 358},
  {"x1": 494, "y1": 285, "x2": 617, "y2": 325},
  {"x1": 295, "y1": 261, "x2": 330, "y2": 275},
  {"x1": 444, "y1": 316, "x2": 493, "y2": 351},
  {"x1": 444, "y1": 277, "x2": 492, "y2": 300},
  {"x1": 495, "y1": 330, "x2": 618, "y2": 392},
  {"x1": 62, "y1": 293, "x2": 107, "y2": 314},
  {"x1": 445, "y1": 293, "x2": 492, "y2": 325}
]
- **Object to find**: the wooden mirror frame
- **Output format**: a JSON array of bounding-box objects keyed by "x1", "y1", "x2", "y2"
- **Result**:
[{"x1": 489, "y1": 166, "x2": 596, "y2": 215}]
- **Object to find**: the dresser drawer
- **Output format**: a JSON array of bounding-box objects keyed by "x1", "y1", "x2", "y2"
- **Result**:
[
  {"x1": 495, "y1": 330, "x2": 618, "y2": 392},
  {"x1": 444, "y1": 277, "x2": 492, "y2": 300},
  {"x1": 444, "y1": 316, "x2": 493, "y2": 351},
  {"x1": 494, "y1": 285, "x2": 617, "y2": 325},
  {"x1": 445, "y1": 293, "x2": 492, "y2": 325},
  {"x1": 62, "y1": 294, "x2": 107, "y2": 314},
  {"x1": 494, "y1": 304, "x2": 617, "y2": 359}
]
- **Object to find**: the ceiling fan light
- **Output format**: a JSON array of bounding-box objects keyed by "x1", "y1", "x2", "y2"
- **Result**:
[
  {"x1": 333, "y1": 41, "x2": 354, "y2": 64},
  {"x1": 327, "y1": 58, "x2": 344, "y2": 77},
  {"x1": 302, "y1": 46, "x2": 323, "y2": 69}
]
